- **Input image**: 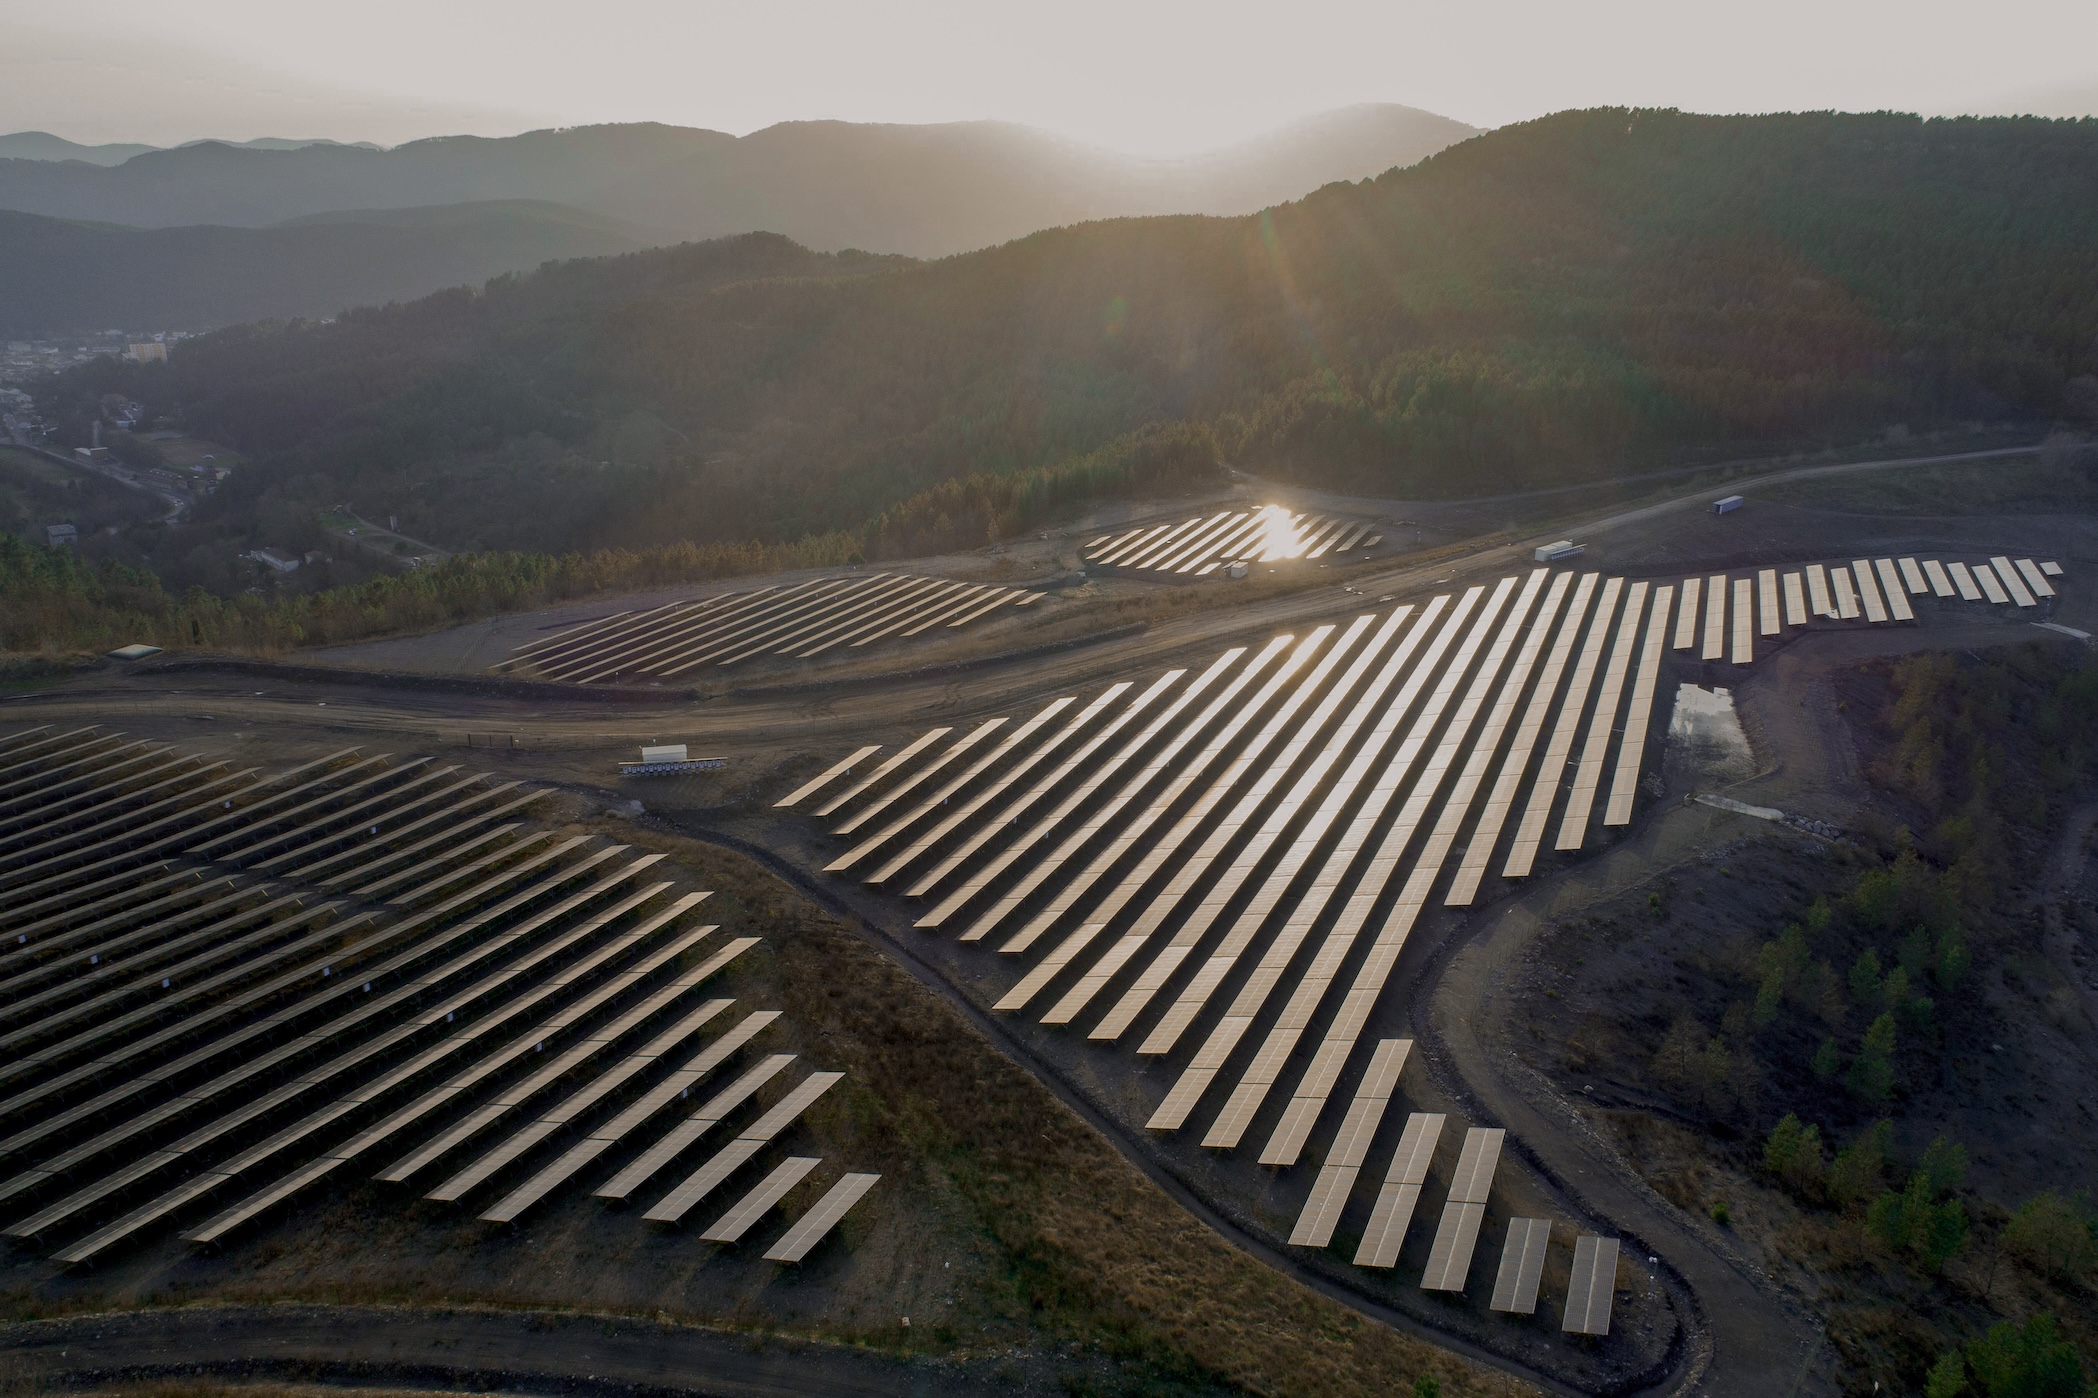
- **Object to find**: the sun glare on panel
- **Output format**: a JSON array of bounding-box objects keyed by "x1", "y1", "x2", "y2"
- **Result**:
[{"x1": 1253, "y1": 504, "x2": 1303, "y2": 561}]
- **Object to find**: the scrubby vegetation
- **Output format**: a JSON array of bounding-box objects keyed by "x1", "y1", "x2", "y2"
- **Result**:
[{"x1": 1532, "y1": 640, "x2": 2098, "y2": 1392}]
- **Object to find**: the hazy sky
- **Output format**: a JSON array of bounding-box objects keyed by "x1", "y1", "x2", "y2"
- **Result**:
[{"x1": 6, "y1": 0, "x2": 2096, "y2": 152}]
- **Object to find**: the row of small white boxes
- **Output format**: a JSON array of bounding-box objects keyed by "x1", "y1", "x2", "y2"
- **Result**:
[{"x1": 618, "y1": 744, "x2": 728, "y2": 777}]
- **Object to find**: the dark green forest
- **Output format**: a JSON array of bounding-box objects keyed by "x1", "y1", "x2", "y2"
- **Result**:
[{"x1": 27, "y1": 107, "x2": 2098, "y2": 615}]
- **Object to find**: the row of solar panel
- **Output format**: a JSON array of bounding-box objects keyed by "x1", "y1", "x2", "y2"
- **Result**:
[
  {"x1": 0, "y1": 726, "x2": 875, "y2": 1265},
  {"x1": 782, "y1": 568, "x2": 1675, "y2": 1171},
  {"x1": 1283, "y1": 1040, "x2": 1617, "y2": 1332},
  {"x1": 496, "y1": 573, "x2": 1039, "y2": 684},
  {"x1": 1674, "y1": 555, "x2": 2062, "y2": 665},
  {"x1": 1083, "y1": 506, "x2": 1382, "y2": 576}
]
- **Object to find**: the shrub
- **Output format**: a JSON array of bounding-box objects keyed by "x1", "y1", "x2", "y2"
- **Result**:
[
  {"x1": 2004, "y1": 1191, "x2": 2098, "y2": 1280},
  {"x1": 1846, "y1": 1012, "x2": 1897, "y2": 1103},
  {"x1": 1927, "y1": 1350, "x2": 1970, "y2": 1398},
  {"x1": 1967, "y1": 1314, "x2": 2087, "y2": 1398},
  {"x1": 1828, "y1": 1120, "x2": 1894, "y2": 1207},
  {"x1": 1764, "y1": 1114, "x2": 1827, "y2": 1198}
]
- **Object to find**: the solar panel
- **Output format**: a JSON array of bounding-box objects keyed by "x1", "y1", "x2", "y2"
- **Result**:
[
  {"x1": 1353, "y1": 1111, "x2": 1444, "y2": 1267},
  {"x1": 434, "y1": 996, "x2": 736, "y2": 1205},
  {"x1": 1153, "y1": 514, "x2": 1244, "y2": 573},
  {"x1": 859, "y1": 700, "x2": 1079, "y2": 884},
  {"x1": 393, "y1": 934, "x2": 751, "y2": 1189},
  {"x1": 1672, "y1": 576, "x2": 1700, "y2": 650},
  {"x1": 1832, "y1": 566, "x2": 1860, "y2": 618},
  {"x1": 961, "y1": 653, "x2": 1239, "y2": 946},
  {"x1": 1037, "y1": 634, "x2": 1330, "y2": 1028},
  {"x1": 764, "y1": 1171, "x2": 880, "y2": 1262},
  {"x1": 2042, "y1": 560, "x2": 2065, "y2": 577},
  {"x1": 1730, "y1": 578, "x2": 1753, "y2": 664},
  {"x1": 1783, "y1": 572, "x2": 1808, "y2": 627},
  {"x1": 701, "y1": 1155, "x2": 822, "y2": 1242},
  {"x1": 714, "y1": 579, "x2": 936, "y2": 668},
  {"x1": 1875, "y1": 560, "x2": 1914, "y2": 621},
  {"x1": 1491, "y1": 1217, "x2": 1552, "y2": 1314},
  {"x1": 34, "y1": 877, "x2": 707, "y2": 1254},
  {"x1": 1991, "y1": 556, "x2": 2036, "y2": 607},
  {"x1": 1070, "y1": 605, "x2": 1434, "y2": 1064},
  {"x1": 1080, "y1": 619, "x2": 1362, "y2": 1041},
  {"x1": 1287, "y1": 1039, "x2": 1411, "y2": 1247},
  {"x1": 983, "y1": 648, "x2": 1253, "y2": 963},
  {"x1": 1758, "y1": 570, "x2": 1780, "y2": 636},
  {"x1": 1853, "y1": 561, "x2": 1889, "y2": 622},
  {"x1": 1805, "y1": 563, "x2": 1833, "y2": 618},
  {"x1": 794, "y1": 579, "x2": 952, "y2": 657},
  {"x1": 1143, "y1": 592, "x2": 1499, "y2": 1085},
  {"x1": 1504, "y1": 578, "x2": 1621, "y2": 877},
  {"x1": 1899, "y1": 557, "x2": 1929, "y2": 594},
  {"x1": 1563, "y1": 1235, "x2": 1620, "y2": 1335},
  {"x1": 1122, "y1": 516, "x2": 1212, "y2": 570},
  {"x1": 776, "y1": 746, "x2": 883, "y2": 809},
  {"x1": 900, "y1": 685, "x2": 1135, "y2": 898},
  {"x1": 1922, "y1": 559, "x2": 1954, "y2": 597},
  {"x1": 1414, "y1": 1127, "x2": 1500, "y2": 1288},
  {"x1": 930, "y1": 670, "x2": 1186, "y2": 935},
  {"x1": 643, "y1": 1071, "x2": 844, "y2": 1223},
  {"x1": 834, "y1": 719, "x2": 1008, "y2": 839},
  {"x1": 813, "y1": 729, "x2": 952, "y2": 819},
  {"x1": 190, "y1": 898, "x2": 730, "y2": 1234},
  {"x1": 992, "y1": 645, "x2": 1285, "y2": 997},
  {"x1": 1973, "y1": 561, "x2": 2009, "y2": 604},
  {"x1": 1205, "y1": 577, "x2": 1547, "y2": 1152},
  {"x1": 1421, "y1": 1201, "x2": 1487, "y2": 1291},
  {"x1": 2016, "y1": 558, "x2": 2055, "y2": 598},
  {"x1": 1604, "y1": 585, "x2": 1672, "y2": 826},
  {"x1": 594, "y1": 1053, "x2": 797, "y2": 1200},
  {"x1": 1948, "y1": 560, "x2": 1983, "y2": 601},
  {"x1": 1556, "y1": 581, "x2": 1647, "y2": 850},
  {"x1": 1701, "y1": 574, "x2": 1726, "y2": 660},
  {"x1": 1446, "y1": 572, "x2": 1595, "y2": 906}
]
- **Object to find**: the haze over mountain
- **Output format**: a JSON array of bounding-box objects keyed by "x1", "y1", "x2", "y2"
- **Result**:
[
  {"x1": 0, "y1": 106, "x2": 1476, "y2": 334},
  {"x1": 0, "y1": 106, "x2": 1476, "y2": 255},
  {"x1": 0, "y1": 202, "x2": 655, "y2": 337},
  {"x1": 45, "y1": 109, "x2": 2098, "y2": 588},
  {"x1": 0, "y1": 132, "x2": 383, "y2": 166}
]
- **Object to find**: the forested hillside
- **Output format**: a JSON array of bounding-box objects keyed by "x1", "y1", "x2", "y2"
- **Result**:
[{"x1": 38, "y1": 108, "x2": 2098, "y2": 586}]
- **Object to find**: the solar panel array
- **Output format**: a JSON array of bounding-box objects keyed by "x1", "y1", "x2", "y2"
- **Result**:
[
  {"x1": 1660, "y1": 555, "x2": 2063, "y2": 666},
  {"x1": 0, "y1": 728, "x2": 876, "y2": 1266},
  {"x1": 787, "y1": 567, "x2": 1689, "y2": 1177},
  {"x1": 1084, "y1": 505, "x2": 1381, "y2": 577},
  {"x1": 496, "y1": 573, "x2": 1039, "y2": 684}
]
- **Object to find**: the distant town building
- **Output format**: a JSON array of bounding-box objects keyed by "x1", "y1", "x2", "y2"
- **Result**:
[
  {"x1": 43, "y1": 523, "x2": 77, "y2": 547},
  {"x1": 125, "y1": 343, "x2": 167, "y2": 364},
  {"x1": 249, "y1": 549, "x2": 301, "y2": 573},
  {"x1": 74, "y1": 446, "x2": 110, "y2": 462}
]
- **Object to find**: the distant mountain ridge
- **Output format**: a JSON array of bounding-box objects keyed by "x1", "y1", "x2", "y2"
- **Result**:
[
  {"x1": 0, "y1": 202, "x2": 654, "y2": 336},
  {"x1": 0, "y1": 107, "x2": 1478, "y2": 256},
  {"x1": 0, "y1": 131, "x2": 381, "y2": 166}
]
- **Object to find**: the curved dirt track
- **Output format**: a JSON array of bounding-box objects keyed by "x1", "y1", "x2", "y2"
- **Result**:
[{"x1": 0, "y1": 1303, "x2": 1035, "y2": 1396}]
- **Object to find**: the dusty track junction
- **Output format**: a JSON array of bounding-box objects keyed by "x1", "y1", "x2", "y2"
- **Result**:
[{"x1": 2, "y1": 442, "x2": 2091, "y2": 1398}]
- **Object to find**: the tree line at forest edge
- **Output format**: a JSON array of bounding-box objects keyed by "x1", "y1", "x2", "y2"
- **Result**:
[{"x1": 14, "y1": 106, "x2": 2098, "y2": 651}]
